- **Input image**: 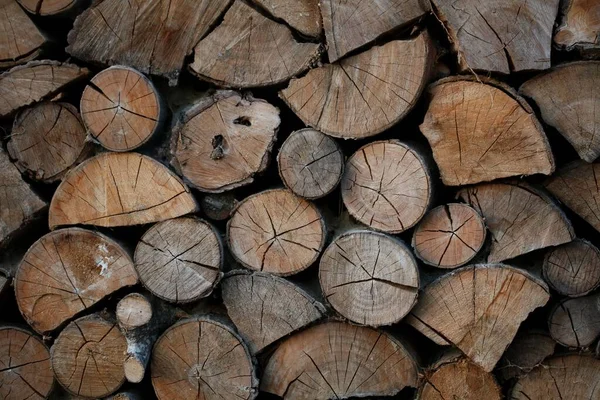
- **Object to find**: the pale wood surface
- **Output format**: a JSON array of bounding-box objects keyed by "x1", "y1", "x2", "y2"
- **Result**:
[
  {"x1": 17, "y1": 0, "x2": 78, "y2": 15},
  {"x1": 253, "y1": 0, "x2": 321, "y2": 37},
  {"x1": 116, "y1": 293, "x2": 153, "y2": 330}
]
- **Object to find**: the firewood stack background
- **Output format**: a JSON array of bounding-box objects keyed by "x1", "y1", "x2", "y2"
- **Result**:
[{"x1": 0, "y1": 0, "x2": 599, "y2": 399}]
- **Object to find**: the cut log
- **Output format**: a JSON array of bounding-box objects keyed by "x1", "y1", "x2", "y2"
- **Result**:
[
  {"x1": 420, "y1": 77, "x2": 554, "y2": 186},
  {"x1": 431, "y1": 0, "x2": 559, "y2": 73},
  {"x1": 341, "y1": 140, "x2": 432, "y2": 234},
  {"x1": 48, "y1": 152, "x2": 198, "y2": 228},
  {"x1": 67, "y1": 0, "x2": 233, "y2": 84},
  {"x1": 0, "y1": 0, "x2": 45, "y2": 68},
  {"x1": 458, "y1": 182, "x2": 574, "y2": 262},
  {"x1": 497, "y1": 330, "x2": 556, "y2": 381},
  {"x1": 277, "y1": 128, "x2": 344, "y2": 199},
  {"x1": 200, "y1": 193, "x2": 238, "y2": 221},
  {"x1": 221, "y1": 270, "x2": 325, "y2": 354},
  {"x1": 406, "y1": 264, "x2": 550, "y2": 372},
  {"x1": 412, "y1": 203, "x2": 486, "y2": 268},
  {"x1": 319, "y1": 230, "x2": 419, "y2": 326},
  {"x1": 554, "y1": 0, "x2": 600, "y2": 53},
  {"x1": 543, "y1": 239, "x2": 600, "y2": 297},
  {"x1": 548, "y1": 294, "x2": 600, "y2": 348},
  {"x1": 253, "y1": 0, "x2": 321, "y2": 37},
  {"x1": 16, "y1": 0, "x2": 81, "y2": 16},
  {"x1": 190, "y1": 1, "x2": 320, "y2": 88},
  {"x1": 172, "y1": 91, "x2": 280, "y2": 193},
  {"x1": 80, "y1": 66, "x2": 163, "y2": 152},
  {"x1": 134, "y1": 217, "x2": 222, "y2": 303},
  {"x1": 280, "y1": 32, "x2": 433, "y2": 139},
  {"x1": 52, "y1": 313, "x2": 127, "y2": 398},
  {"x1": 7, "y1": 102, "x2": 88, "y2": 182},
  {"x1": 227, "y1": 189, "x2": 325, "y2": 276},
  {"x1": 151, "y1": 317, "x2": 258, "y2": 400},
  {"x1": 261, "y1": 321, "x2": 418, "y2": 399},
  {"x1": 321, "y1": 0, "x2": 429, "y2": 62},
  {"x1": 0, "y1": 326, "x2": 53, "y2": 400},
  {"x1": 116, "y1": 293, "x2": 153, "y2": 330},
  {"x1": 0, "y1": 60, "x2": 89, "y2": 118},
  {"x1": 519, "y1": 62, "x2": 600, "y2": 162}
]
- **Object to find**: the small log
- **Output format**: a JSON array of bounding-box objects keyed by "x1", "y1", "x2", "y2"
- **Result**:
[
  {"x1": 548, "y1": 294, "x2": 600, "y2": 348},
  {"x1": 261, "y1": 321, "x2": 418, "y2": 399},
  {"x1": 0, "y1": 0, "x2": 45, "y2": 68},
  {"x1": 134, "y1": 217, "x2": 222, "y2": 303},
  {"x1": 48, "y1": 152, "x2": 198, "y2": 228},
  {"x1": 407, "y1": 264, "x2": 550, "y2": 372},
  {"x1": 200, "y1": 193, "x2": 238, "y2": 221},
  {"x1": 341, "y1": 140, "x2": 433, "y2": 234},
  {"x1": 0, "y1": 326, "x2": 53, "y2": 400},
  {"x1": 497, "y1": 330, "x2": 556, "y2": 381},
  {"x1": 277, "y1": 128, "x2": 344, "y2": 199},
  {"x1": 280, "y1": 31, "x2": 433, "y2": 139},
  {"x1": 80, "y1": 66, "x2": 163, "y2": 152},
  {"x1": 116, "y1": 293, "x2": 153, "y2": 330},
  {"x1": 458, "y1": 182, "x2": 574, "y2": 262},
  {"x1": 319, "y1": 230, "x2": 419, "y2": 326},
  {"x1": 7, "y1": 102, "x2": 88, "y2": 182},
  {"x1": 221, "y1": 270, "x2": 325, "y2": 354},
  {"x1": 227, "y1": 189, "x2": 325, "y2": 275},
  {"x1": 151, "y1": 316, "x2": 258, "y2": 400},
  {"x1": 554, "y1": 0, "x2": 600, "y2": 54},
  {"x1": 51, "y1": 313, "x2": 127, "y2": 398},
  {"x1": 420, "y1": 77, "x2": 554, "y2": 186},
  {"x1": 172, "y1": 91, "x2": 280, "y2": 193},
  {"x1": 16, "y1": 0, "x2": 82, "y2": 16},
  {"x1": 254, "y1": 0, "x2": 321, "y2": 38},
  {"x1": 520, "y1": 62, "x2": 600, "y2": 162},
  {"x1": 543, "y1": 239, "x2": 600, "y2": 297},
  {"x1": 412, "y1": 203, "x2": 486, "y2": 268}
]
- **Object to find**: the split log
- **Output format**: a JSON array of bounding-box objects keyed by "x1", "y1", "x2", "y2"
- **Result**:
[
  {"x1": 221, "y1": 270, "x2": 325, "y2": 354},
  {"x1": 277, "y1": 128, "x2": 344, "y2": 199},
  {"x1": 420, "y1": 77, "x2": 554, "y2": 186},
  {"x1": 341, "y1": 140, "x2": 432, "y2": 234},
  {"x1": 172, "y1": 91, "x2": 280, "y2": 192},
  {"x1": 7, "y1": 102, "x2": 88, "y2": 182},
  {"x1": 261, "y1": 321, "x2": 418, "y2": 399},
  {"x1": 151, "y1": 316, "x2": 258, "y2": 400},
  {"x1": 431, "y1": 0, "x2": 559, "y2": 73},
  {"x1": 52, "y1": 313, "x2": 127, "y2": 398},
  {"x1": 0, "y1": 0, "x2": 45, "y2": 68},
  {"x1": 200, "y1": 193, "x2": 238, "y2": 221},
  {"x1": 412, "y1": 203, "x2": 486, "y2": 268},
  {"x1": 555, "y1": 0, "x2": 600, "y2": 54},
  {"x1": 497, "y1": 330, "x2": 556, "y2": 381},
  {"x1": 80, "y1": 66, "x2": 164, "y2": 152},
  {"x1": 227, "y1": 189, "x2": 325, "y2": 275},
  {"x1": 253, "y1": 0, "x2": 321, "y2": 38},
  {"x1": 319, "y1": 230, "x2": 419, "y2": 326},
  {"x1": 0, "y1": 326, "x2": 53, "y2": 400},
  {"x1": 67, "y1": 0, "x2": 233, "y2": 84},
  {"x1": 520, "y1": 62, "x2": 600, "y2": 162},
  {"x1": 407, "y1": 264, "x2": 550, "y2": 372},
  {"x1": 548, "y1": 294, "x2": 600, "y2": 348},
  {"x1": 134, "y1": 217, "x2": 222, "y2": 303},
  {"x1": 458, "y1": 182, "x2": 574, "y2": 262},
  {"x1": 16, "y1": 0, "x2": 82, "y2": 16},
  {"x1": 280, "y1": 31, "x2": 433, "y2": 139},
  {"x1": 543, "y1": 239, "x2": 600, "y2": 297},
  {"x1": 190, "y1": 1, "x2": 320, "y2": 88},
  {"x1": 48, "y1": 152, "x2": 198, "y2": 228},
  {"x1": 0, "y1": 60, "x2": 89, "y2": 118}
]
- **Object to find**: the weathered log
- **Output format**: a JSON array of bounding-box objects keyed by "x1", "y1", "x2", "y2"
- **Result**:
[
  {"x1": 412, "y1": 203, "x2": 486, "y2": 268},
  {"x1": 280, "y1": 31, "x2": 433, "y2": 139},
  {"x1": 227, "y1": 189, "x2": 325, "y2": 275},
  {"x1": 548, "y1": 294, "x2": 600, "y2": 348},
  {"x1": 0, "y1": 0, "x2": 45, "y2": 68},
  {"x1": 261, "y1": 321, "x2": 419, "y2": 399},
  {"x1": 497, "y1": 330, "x2": 556, "y2": 381},
  {"x1": 543, "y1": 239, "x2": 600, "y2": 297},
  {"x1": 254, "y1": 0, "x2": 321, "y2": 38},
  {"x1": 554, "y1": 0, "x2": 600, "y2": 54},
  {"x1": 48, "y1": 152, "x2": 198, "y2": 228},
  {"x1": 341, "y1": 140, "x2": 432, "y2": 234},
  {"x1": 16, "y1": 0, "x2": 82, "y2": 16},
  {"x1": 200, "y1": 193, "x2": 238, "y2": 221},
  {"x1": 320, "y1": 230, "x2": 419, "y2": 326}
]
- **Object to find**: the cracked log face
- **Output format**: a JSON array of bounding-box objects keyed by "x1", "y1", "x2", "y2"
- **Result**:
[
  {"x1": 221, "y1": 270, "x2": 325, "y2": 354},
  {"x1": 48, "y1": 152, "x2": 198, "y2": 228},
  {"x1": 548, "y1": 294, "x2": 600, "y2": 348},
  {"x1": 281, "y1": 32, "x2": 432, "y2": 139},
  {"x1": 341, "y1": 140, "x2": 432, "y2": 234},
  {"x1": 432, "y1": 0, "x2": 559, "y2": 73},
  {"x1": 554, "y1": 0, "x2": 600, "y2": 52},
  {"x1": 7, "y1": 102, "x2": 88, "y2": 182},
  {"x1": 134, "y1": 217, "x2": 222, "y2": 303},
  {"x1": 151, "y1": 317, "x2": 257, "y2": 400},
  {"x1": 81, "y1": 66, "x2": 162, "y2": 152},
  {"x1": 261, "y1": 321, "x2": 418, "y2": 399},
  {"x1": 173, "y1": 91, "x2": 280, "y2": 193},
  {"x1": 420, "y1": 78, "x2": 554, "y2": 186},
  {"x1": 412, "y1": 203, "x2": 486, "y2": 268},
  {"x1": 0, "y1": 0, "x2": 45, "y2": 68},
  {"x1": 319, "y1": 230, "x2": 419, "y2": 326},
  {"x1": 67, "y1": 0, "x2": 232, "y2": 84},
  {"x1": 277, "y1": 128, "x2": 344, "y2": 199},
  {"x1": 406, "y1": 264, "x2": 550, "y2": 372},
  {"x1": 543, "y1": 239, "x2": 600, "y2": 297},
  {"x1": 17, "y1": 0, "x2": 78, "y2": 15},
  {"x1": 253, "y1": 0, "x2": 321, "y2": 38},
  {"x1": 497, "y1": 331, "x2": 556, "y2": 381},
  {"x1": 52, "y1": 314, "x2": 127, "y2": 398},
  {"x1": 0, "y1": 326, "x2": 53, "y2": 400},
  {"x1": 458, "y1": 182, "x2": 574, "y2": 263},
  {"x1": 227, "y1": 189, "x2": 325, "y2": 276},
  {"x1": 15, "y1": 228, "x2": 138, "y2": 334},
  {"x1": 190, "y1": 1, "x2": 320, "y2": 88}
]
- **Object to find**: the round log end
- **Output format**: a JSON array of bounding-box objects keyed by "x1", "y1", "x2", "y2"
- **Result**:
[
  {"x1": 124, "y1": 356, "x2": 145, "y2": 384},
  {"x1": 116, "y1": 293, "x2": 153, "y2": 329},
  {"x1": 543, "y1": 239, "x2": 600, "y2": 297}
]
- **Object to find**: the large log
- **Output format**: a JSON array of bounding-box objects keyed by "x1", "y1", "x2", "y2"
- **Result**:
[
  {"x1": 543, "y1": 239, "x2": 600, "y2": 297},
  {"x1": 554, "y1": 0, "x2": 600, "y2": 54},
  {"x1": 497, "y1": 330, "x2": 556, "y2": 381},
  {"x1": 548, "y1": 294, "x2": 600, "y2": 348},
  {"x1": 253, "y1": 0, "x2": 321, "y2": 38},
  {"x1": 0, "y1": 0, "x2": 45, "y2": 68}
]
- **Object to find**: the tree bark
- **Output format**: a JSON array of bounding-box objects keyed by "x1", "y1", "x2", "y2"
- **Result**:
[
  {"x1": 548, "y1": 294, "x2": 600, "y2": 348},
  {"x1": 200, "y1": 193, "x2": 238, "y2": 221},
  {"x1": 554, "y1": 0, "x2": 600, "y2": 55},
  {"x1": 0, "y1": 0, "x2": 46, "y2": 68},
  {"x1": 254, "y1": 0, "x2": 321, "y2": 38},
  {"x1": 543, "y1": 239, "x2": 600, "y2": 297},
  {"x1": 497, "y1": 330, "x2": 556, "y2": 381}
]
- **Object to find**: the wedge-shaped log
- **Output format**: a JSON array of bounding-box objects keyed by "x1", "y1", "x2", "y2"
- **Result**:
[
  {"x1": 549, "y1": 294, "x2": 600, "y2": 348},
  {"x1": 0, "y1": 0, "x2": 45, "y2": 68},
  {"x1": 254, "y1": 0, "x2": 321, "y2": 38},
  {"x1": 554, "y1": 0, "x2": 600, "y2": 54},
  {"x1": 543, "y1": 239, "x2": 600, "y2": 297}
]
